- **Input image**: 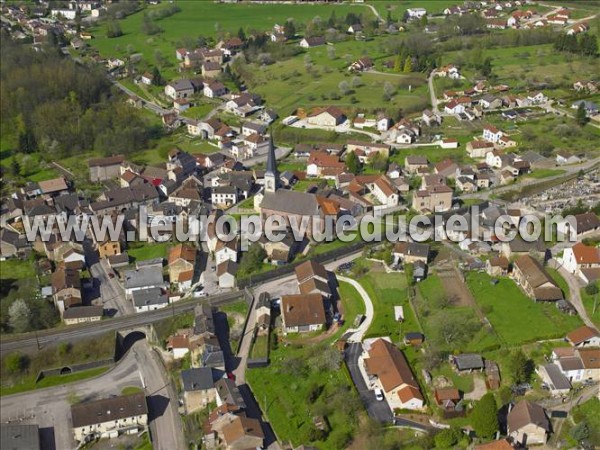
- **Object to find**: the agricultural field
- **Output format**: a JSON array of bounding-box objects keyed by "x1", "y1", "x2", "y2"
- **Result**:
[
  {"x1": 441, "y1": 43, "x2": 600, "y2": 93},
  {"x1": 88, "y1": 2, "x2": 376, "y2": 71},
  {"x1": 244, "y1": 40, "x2": 430, "y2": 117}
]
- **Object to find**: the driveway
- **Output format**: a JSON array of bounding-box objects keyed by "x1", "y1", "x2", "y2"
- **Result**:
[
  {"x1": 337, "y1": 275, "x2": 374, "y2": 343},
  {"x1": 550, "y1": 259, "x2": 598, "y2": 330},
  {"x1": 344, "y1": 342, "x2": 393, "y2": 423}
]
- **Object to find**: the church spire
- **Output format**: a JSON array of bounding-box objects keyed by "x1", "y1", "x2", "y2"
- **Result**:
[{"x1": 264, "y1": 134, "x2": 279, "y2": 193}]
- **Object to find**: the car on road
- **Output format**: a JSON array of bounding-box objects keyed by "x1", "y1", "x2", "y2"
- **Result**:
[
  {"x1": 226, "y1": 372, "x2": 236, "y2": 381},
  {"x1": 374, "y1": 389, "x2": 384, "y2": 401},
  {"x1": 108, "y1": 272, "x2": 115, "y2": 279}
]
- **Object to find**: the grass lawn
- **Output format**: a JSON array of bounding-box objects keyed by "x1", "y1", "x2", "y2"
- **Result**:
[
  {"x1": 121, "y1": 386, "x2": 144, "y2": 395},
  {"x1": 431, "y1": 364, "x2": 475, "y2": 394},
  {"x1": 127, "y1": 241, "x2": 171, "y2": 262},
  {"x1": 466, "y1": 272, "x2": 583, "y2": 345},
  {"x1": 246, "y1": 341, "x2": 360, "y2": 449},
  {"x1": 249, "y1": 333, "x2": 269, "y2": 359},
  {"x1": 525, "y1": 168, "x2": 567, "y2": 179},
  {"x1": 0, "y1": 258, "x2": 36, "y2": 280},
  {"x1": 547, "y1": 268, "x2": 570, "y2": 300},
  {"x1": 219, "y1": 299, "x2": 250, "y2": 319},
  {"x1": 581, "y1": 288, "x2": 600, "y2": 329},
  {"x1": 1, "y1": 366, "x2": 109, "y2": 396},
  {"x1": 358, "y1": 267, "x2": 419, "y2": 340}
]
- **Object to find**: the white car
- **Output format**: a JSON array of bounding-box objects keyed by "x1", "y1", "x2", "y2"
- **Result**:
[{"x1": 374, "y1": 389, "x2": 384, "y2": 401}]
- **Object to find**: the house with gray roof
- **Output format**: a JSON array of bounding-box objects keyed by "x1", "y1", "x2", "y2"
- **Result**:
[
  {"x1": 181, "y1": 367, "x2": 220, "y2": 413},
  {"x1": 0, "y1": 424, "x2": 40, "y2": 450},
  {"x1": 537, "y1": 363, "x2": 571, "y2": 396},
  {"x1": 215, "y1": 378, "x2": 247, "y2": 409},
  {"x1": 452, "y1": 353, "x2": 484, "y2": 372},
  {"x1": 131, "y1": 287, "x2": 169, "y2": 313},
  {"x1": 124, "y1": 266, "x2": 165, "y2": 296}
]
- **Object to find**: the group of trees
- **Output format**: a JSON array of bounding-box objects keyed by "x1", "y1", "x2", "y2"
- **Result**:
[
  {"x1": 0, "y1": 282, "x2": 59, "y2": 334},
  {"x1": 0, "y1": 38, "x2": 158, "y2": 160},
  {"x1": 554, "y1": 33, "x2": 599, "y2": 57},
  {"x1": 386, "y1": 34, "x2": 438, "y2": 73}
]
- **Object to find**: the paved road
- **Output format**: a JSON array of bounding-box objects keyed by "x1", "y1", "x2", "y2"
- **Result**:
[
  {"x1": 133, "y1": 344, "x2": 185, "y2": 450},
  {"x1": 337, "y1": 275, "x2": 374, "y2": 343},
  {"x1": 1, "y1": 342, "x2": 144, "y2": 450},
  {"x1": 550, "y1": 259, "x2": 598, "y2": 330},
  {"x1": 344, "y1": 342, "x2": 393, "y2": 423}
]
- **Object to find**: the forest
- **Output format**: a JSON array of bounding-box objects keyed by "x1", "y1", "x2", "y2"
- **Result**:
[{"x1": 0, "y1": 33, "x2": 159, "y2": 160}]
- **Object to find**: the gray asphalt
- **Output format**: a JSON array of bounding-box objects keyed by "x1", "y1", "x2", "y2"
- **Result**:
[
  {"x1": 344, "y1": 343, "x2": 393, "y2": 424},
  {"x1": 0, "y1": 341, "x2": 144, "y2": 450}
]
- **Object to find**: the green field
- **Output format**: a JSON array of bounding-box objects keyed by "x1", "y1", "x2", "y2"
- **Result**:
[
  {"x1": 358, "y1": 266, "x2": 418, "y2": 340},
  {"x1": 127, "y1": 241, "x2": 171, "y2": 262},
  {"x1": 581, "y1": 288, "x2": 600, "y2": 329},
  {"x1": 246, "y1": 342, "x2": 360, "y2": 449},
  {"x1": 442, "y1": 44, "x2": 600, "y2": 91},
  {"x1": 0, "y1": 258, "x2": 36, "y2": 280},
  {"x1": 245, "y1": 44, "x2": 430, "y2": 116},
  {"x1": 466, "y1": 272, "x2": 583, "y2": 345},
  {"x1": 1, "y1": 366, "x2": 109, "y2": 396},
  {"x1": 88, "y1": 2, "x2": 375, "y2": 68}
]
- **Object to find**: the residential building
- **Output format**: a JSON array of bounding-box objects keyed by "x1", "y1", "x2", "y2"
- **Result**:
[
  {"x1": 51, "y1": 268, "x2": 82, "y2": 314},
  {"x1": 123, "y1": 266, "x2": 165, "y2": 297},
  {"x1": 71, "y1": 393, "x2": 148, "y2": 443},
  {"x1": 0, "y1": 424, "x2": 41, "y2": 450},
  {"x1": 566, "y1": 326, "x2": 600, "y2": 347},
  {"x1": 132, "y1": 287, "x2": 169, "y2": 313},
  {"x1": 507, "y1": 400, "x2": 550, "y2": 446},
  {"x1": 563, "y1": 242, "x2": 600, "y2": 276},
  {"x1": 299, "y1": 36, "x2": 326, "y2": 48},
  {"x1": 165, "y1": 79, "x2": 194, "y2": 100},
  {"x1": 412, "y1": 185, "x2": 453, "y2": 213},
  {"x1": 88, "y1": 155, "x2": 124, "y2": 182},
  {"x1": 181, "y1": 367, "x2": 219, "y2": 413},
  {"x1": 512, "y1": 255, "x2": 563, "y2": 301},
  {"x1": 452, "y1": 354, "x2": 484, "y2": 372},
  {"x1": 364, "y1": 339, "x2": 424, "y2": 410},
  {"x1": 280, "y1": 294, "x2": 326, "y2": 334},
  {"x1": 393, "y1": 242, "x2": 429, "y2": 265},
  {"x1": 63, "y1": 306, "x2": 103, "y2": 326},
  {"x1": 306, "y1": 106, "x2": 346, "y2": 127}
]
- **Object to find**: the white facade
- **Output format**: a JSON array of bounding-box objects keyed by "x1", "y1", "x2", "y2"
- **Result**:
[{"x1": 215, "y1": 247, "x2": 237, "y2": 265}]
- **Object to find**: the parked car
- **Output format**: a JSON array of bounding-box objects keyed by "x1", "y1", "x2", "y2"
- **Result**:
[{"x1": 374, "y1": 389, "x2": 384, "y2": 401}]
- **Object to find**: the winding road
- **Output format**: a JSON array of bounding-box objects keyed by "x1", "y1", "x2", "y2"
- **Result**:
[
  {"x1": 337, "y1": 275, "x2": 374, "y2": 343},
  {"x1": 0, "y1": 340, "x2": 184, "y2": 450}
]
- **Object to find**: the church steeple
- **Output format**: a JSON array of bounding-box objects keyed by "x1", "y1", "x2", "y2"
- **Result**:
[{"x1": 264, "y1": 134, "x2": 279, "y2": 193}]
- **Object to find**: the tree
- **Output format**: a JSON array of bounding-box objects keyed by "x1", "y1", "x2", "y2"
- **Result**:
[
  {"x1": 383, "y1": 81, "x2": 395, "y2": 100},
  {"x1": 370, "y1": 152, "x2": 388, "y2": 172},
  {"x1": 151, "y1": 66, "x2": 163, "y2": 86},
  {"x1": 346, "y1": 150, "x2": 360, "y2": 174},
  {"x1": 10, "y1": 157, "x2": 20, "y2": 176},
  {"x1": 141, "y1": 14, "x2": 161, "y2": 35},
  {"x1": 106, "y1": 20, "x2": 122, "y2": 38},
  {"x1": 327, "y1": 11, "x2": 337, "y2": 28},
  {"x1": 420, "y1": 15, "x2": 428, "y2": 27},
  {"x1": 5, "y1": 352, "x2": 26, "y2": 374},
  {"x1": 576, "y1": 102, "x2": 589, "y2": 127},
  {"x1": 393, "y1": 55, "x2": 402, "y2": 72},
  {"x1": 570, "y1": 421, "x2": 590, "y2": 441},
  {"x1": 403, "y1": 57, "x2": 412, "y2": 73},
  {"x1": 351, "y1": 76, "x2": 362, "y2": 88},
  {"x1": 237, "y1": 27, "x2": 246, "y2": 42},
  {"x1": 386, "y1": 10, "x2": 393, "y2": 26},
  {"x1": 434, "y1": 427, "x2": 463, "y2": 448},
  {"x1": 471, "y1": 393, "x2": 499, "y2": 439},
  {"x1": 585, "y1": 282, "x2": 598, "y2": 296},
  {"x1": 237, "y1": 244, "x2": 267, "y2": 277},
  {"x1": 284, "y1": 21, "x2": 296, "y2": 40},
  {"x1": 338, "y1": 80, "x2": 351, "y2": 95},
  {"x1": 327, "y1": 45, "x2": 336, "y2": 60},
  {"x1": 508, "y1": 350, "x2": 534, "y2": 384},
  {"x1": 481, "y1": 57, "x2": 493, "y2": 77},
  {"x1": 8, "y1": 299, "x2": 31, "y2": 333}
]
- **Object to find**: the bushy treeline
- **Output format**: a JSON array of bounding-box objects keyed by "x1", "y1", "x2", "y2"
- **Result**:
[
  {"x1": 554, "y1": 32, "x2": 598, "y2": 57},
  {"x1": 0, "y1": 36, "x2": 158, "y2": 158}
]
